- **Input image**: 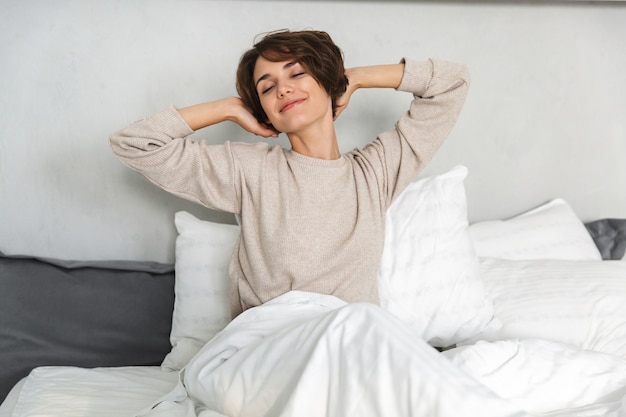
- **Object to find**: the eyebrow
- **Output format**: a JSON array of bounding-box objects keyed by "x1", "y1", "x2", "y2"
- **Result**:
[{"x1": 255, "y1": 61, "x2": 298, "y2": 88}]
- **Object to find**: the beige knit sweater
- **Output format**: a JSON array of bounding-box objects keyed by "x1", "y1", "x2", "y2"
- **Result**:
[{"x1": 110, "y1": 58, "x2": 469, "y2": 317}]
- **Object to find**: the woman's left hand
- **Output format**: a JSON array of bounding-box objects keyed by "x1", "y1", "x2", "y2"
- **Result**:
[
  {"x1": 334, "y1": 68, "x2": 359, "y2": 120},
  {"x1": 334, "y1": 64, "x2": 405, "y2": 120}
]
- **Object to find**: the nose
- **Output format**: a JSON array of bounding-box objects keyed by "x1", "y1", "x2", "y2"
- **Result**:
[{"x1": 277, "y1": 81, "x2": 293, "y2": 97}]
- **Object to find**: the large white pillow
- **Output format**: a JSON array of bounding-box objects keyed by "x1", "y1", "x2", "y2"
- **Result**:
[
  {"x1": 161, "y1": 211, "x2": 240, "y2": 371},
  {"x1": 463, "y1": 258, "x2": 626, "y2": 359},
  {"x1": 378, "y1": 166, "x2": 497, "y2": 347},
  {"x1": 468, "y1": 198, "x2": 602, "y2": 260}
]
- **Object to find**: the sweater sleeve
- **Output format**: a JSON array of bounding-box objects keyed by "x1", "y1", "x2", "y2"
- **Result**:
[
  {"x1": 360, "y1": 58, "x2": 470, "y2": 207},
  {"x1": 109, "y1": 105, "x2": 242, "y2": 213}
]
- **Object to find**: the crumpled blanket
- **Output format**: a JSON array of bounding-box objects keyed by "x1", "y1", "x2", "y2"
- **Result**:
[{"x1": 137, "y1": 291, "x2": 529, "y2": 417}]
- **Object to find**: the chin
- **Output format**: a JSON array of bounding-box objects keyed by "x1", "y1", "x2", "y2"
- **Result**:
[{"x1": 272, "y1": 121, "x2": 304, "y2": 135}]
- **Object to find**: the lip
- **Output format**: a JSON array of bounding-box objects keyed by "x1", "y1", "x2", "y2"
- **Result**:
[{"x1": 279, "y1": 98, "x2": 305, "y2": 113}]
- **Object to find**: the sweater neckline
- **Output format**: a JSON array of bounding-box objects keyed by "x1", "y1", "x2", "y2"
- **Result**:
[{"x1": 285, "y1": 149, "x2": 347, "y2": 168}]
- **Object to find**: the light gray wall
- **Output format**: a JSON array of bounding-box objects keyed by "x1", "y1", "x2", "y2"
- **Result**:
[{"x1": 1, "y1": 0, "x2": 625, "y2": 263}]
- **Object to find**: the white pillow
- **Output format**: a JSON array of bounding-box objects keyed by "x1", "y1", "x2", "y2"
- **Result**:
[
  {"x1": 161, "y1": 211, "x2": 240, "y2": 371},
  {"x1": 378, "y1": 165, "x2": 497, "y2": 347},
  {"x1": 468, "y1": 198, "x2": 602, "y2": 260},
  {"x1": 444, "y1": 339, "x2": 626, "y2": 416},
  {"x1": 463, "y1": 258, "x2": 626, "y2": 359}
]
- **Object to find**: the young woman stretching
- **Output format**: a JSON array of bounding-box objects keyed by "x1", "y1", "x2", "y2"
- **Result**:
[{"x1": 110, "y1": 29, "x2": 469, "y2": 318}]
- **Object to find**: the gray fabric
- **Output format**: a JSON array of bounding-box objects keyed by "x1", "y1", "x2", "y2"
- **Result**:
[
  {"x1": 584, "y1": 219, "x2": 626, "y2": 260},
  {"x1": 0, "y1": 253, "x2": 175, "y2": 403},
  {"x1": 2, "y1": 252, "x2": 175, "y2": 273}
]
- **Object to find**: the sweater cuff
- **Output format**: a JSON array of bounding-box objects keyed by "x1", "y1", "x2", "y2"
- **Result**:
[
  {"x1": 396, "y1": 58, "x2": 433, "y2": 96},
  {"x1": 150, "y1": 105, "x2": 195, "y2": 138}
]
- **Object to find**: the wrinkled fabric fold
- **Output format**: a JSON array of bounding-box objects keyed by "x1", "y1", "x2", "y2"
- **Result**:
[{"x1": 138, "y1": 291, "x2": 528, "y2": 417}]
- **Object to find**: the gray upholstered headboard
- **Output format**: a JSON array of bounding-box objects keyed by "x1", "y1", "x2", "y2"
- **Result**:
[{"x1": 0, "y1": 253, "x2": 175, "y2": 403}]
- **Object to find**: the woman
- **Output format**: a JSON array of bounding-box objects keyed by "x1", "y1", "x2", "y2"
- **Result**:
[
  {"x1": 110, "y1": 29, "x2": 469, "y2": 318},
  {"x1": 113, "y1": 30, "x2": 533, "y2": 417}
]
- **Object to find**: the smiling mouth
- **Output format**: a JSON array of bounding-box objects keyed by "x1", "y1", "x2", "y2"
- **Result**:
[{"x1": 280, "y1": 99, "x2": 305, "y2": 113}]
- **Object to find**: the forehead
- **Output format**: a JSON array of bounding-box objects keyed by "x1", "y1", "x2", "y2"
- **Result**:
[{"x1": 253, "y1": 56, "x2": 299, "y2": 81}]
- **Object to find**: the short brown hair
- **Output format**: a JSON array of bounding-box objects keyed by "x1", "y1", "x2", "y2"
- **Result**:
[{"x1": 236, "y1": 30, "x2": 348, "y2": 127}]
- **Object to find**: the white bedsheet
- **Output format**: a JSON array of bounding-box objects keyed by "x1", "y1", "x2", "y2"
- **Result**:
[{"x1": 1, "y1": 366, "x2": 178, "y2": 417}]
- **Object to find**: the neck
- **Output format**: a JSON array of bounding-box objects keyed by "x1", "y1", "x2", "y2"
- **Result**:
[
  {"x1": 287, "y1": 129, "x2": 341, "y2": 160},
  {"x1": 286, "y1": 120, "x2": 340, "y2": 160}
]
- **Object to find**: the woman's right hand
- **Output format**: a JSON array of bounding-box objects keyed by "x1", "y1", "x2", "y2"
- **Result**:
[
  {"x1": 177, "y1": 97, "x2": 279, "y2": 138},
  {"x1": 227, "y1": 97, "x2": 280, "y2": 138}
]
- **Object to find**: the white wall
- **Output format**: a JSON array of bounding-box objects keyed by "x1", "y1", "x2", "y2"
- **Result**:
[{"x1": 1, "y1": 0, "x2": 625, "y2": 263}]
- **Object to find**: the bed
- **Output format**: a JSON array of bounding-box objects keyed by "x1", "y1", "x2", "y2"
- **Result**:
[{"x1": 1, "y1": 165, "x2": 625, "y2": 417}]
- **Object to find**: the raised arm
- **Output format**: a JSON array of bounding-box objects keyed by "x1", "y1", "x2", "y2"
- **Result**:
[
  {"x1": 334, "y1": 63, "x2": 405, "y2": 119},
  {"x1": 178, "y1": 97, "x2": 278, "y2": 138},
  {"x1": 348, "y1": 58, "x2": 470, "y2": 206},
  {"x1": 109, "y1": 97, "x2": 277, "y2": 213}
]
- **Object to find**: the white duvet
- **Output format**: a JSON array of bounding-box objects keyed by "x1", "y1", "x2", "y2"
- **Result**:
[
  {"x1": 137, "y1": 291, "x2": 625, "y2": 417},
  {"x1": 5, "y1": 291, "x2": 626, "y2": 417}
]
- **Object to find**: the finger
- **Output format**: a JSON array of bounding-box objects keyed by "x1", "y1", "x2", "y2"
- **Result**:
[
  {"x1": 257, "y1": 127, "x2": 280, "y2": 138},
  {"x1": 334, "y1": 106, "x2": 346, "y2": 120}
]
